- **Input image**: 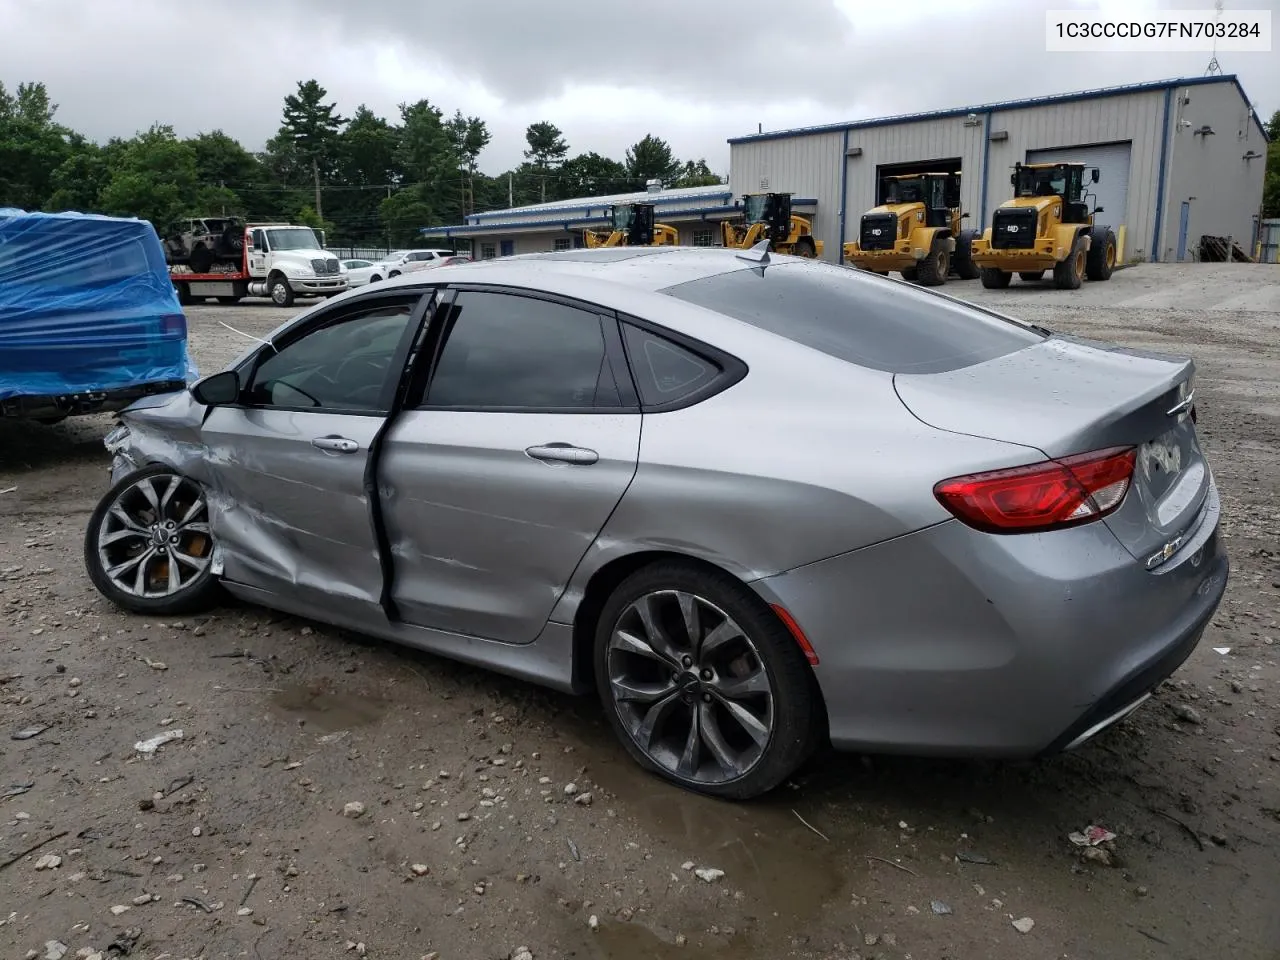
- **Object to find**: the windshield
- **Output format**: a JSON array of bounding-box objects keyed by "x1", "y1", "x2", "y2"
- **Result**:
[
  {"x1": 883, "y1": 178, "x2": 925, "y2": 204},
  {"x1": 265, "y1": 227, "x2": 321, "y2": 251},
  {"x1": 611, "y1": 206, "x2": 635, "y2": 231},
  {"x1": 743, "y1": 195, "x2": 767, "y2": 223},
  {"x1": 1015, "y1": 166, "x2": 1068, "y2": 199}
]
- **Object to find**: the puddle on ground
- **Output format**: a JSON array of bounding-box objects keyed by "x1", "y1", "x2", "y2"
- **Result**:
[
  {"x1": 587, "y1": 918, "x2": 753, "y2": 960},
  {"x1": 565, "y1": 719, "x2": 852, "y2": 938},
  {"x1": 269, "y1": 682, "x2": 386, "y2": 733}
]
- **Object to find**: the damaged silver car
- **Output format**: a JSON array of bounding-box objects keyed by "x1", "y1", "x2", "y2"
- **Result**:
[{"x1": 85, "y1": 246, "x2": 1228, "y2": 800}]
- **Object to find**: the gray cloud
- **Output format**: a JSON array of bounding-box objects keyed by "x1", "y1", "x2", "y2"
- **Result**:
[{"x1": 1, "y1": 0, "x2": 1274, "y2": 175}]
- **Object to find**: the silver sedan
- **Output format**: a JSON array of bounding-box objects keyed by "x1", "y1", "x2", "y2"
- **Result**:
[{"x1": 84, "y1": 246, "x2": 1229, "y2": 799}]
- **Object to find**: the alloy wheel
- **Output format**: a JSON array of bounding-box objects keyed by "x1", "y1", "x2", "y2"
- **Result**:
[
  {"x1": 96, "y1": 473, "x2": 213, "y2": 600},
  {"x1": 606, "y1": 590, "x2": 774, "y2": 785}
]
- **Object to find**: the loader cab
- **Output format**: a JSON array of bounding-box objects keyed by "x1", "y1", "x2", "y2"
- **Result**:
[
  {"x1": 881, "y1": 174, "x2": 957, "y2": 228},
  {"x1": 1011, "y1": 162, "x2": 1099, "y2": 224},
  {"x1": 742, "y1": 192, "x2": 792, "y2": 241},
  {"x1": 609, "y1": 203, "x2": 655, "y2": 246}
]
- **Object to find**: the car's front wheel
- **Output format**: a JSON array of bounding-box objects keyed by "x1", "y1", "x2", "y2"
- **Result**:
[
  {"x1": 84, "y1": 465, "x2": 222, "y2": 616},
  {"x1": 594, "y1": 561, "x2": 822, "y2": 800}
]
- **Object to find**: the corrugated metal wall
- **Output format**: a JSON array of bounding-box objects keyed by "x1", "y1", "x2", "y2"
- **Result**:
[
  {"x1": 984, "y1": 90, "x2": 1166, "y2": 261},
  {"x1": 1164, "y1": 81, "x2": 1269, "y2": 262},
  {"x1": 1259, "y1": 220, "x2": 1280, "y2": 264},
  {"x1": 843, "y1": 116, "x2": 987, "y2": 237},
  {"x1": 729, "y1": 130, "x2": 845, "y2": 260}
]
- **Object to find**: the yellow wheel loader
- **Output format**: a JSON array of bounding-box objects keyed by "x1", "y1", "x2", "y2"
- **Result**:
[
  {"x1": 582, "y1": 203, "x2": 680, "y2": 248},
  {"x1": 841, "y1": 172, "x2": 979, "y2": 286},
  {"x1": 720, "y1": 193, "x2": 822, "y2": 258},
  {"x1": 969, "y1": 162, "x2": 1117, "y2": 290}
]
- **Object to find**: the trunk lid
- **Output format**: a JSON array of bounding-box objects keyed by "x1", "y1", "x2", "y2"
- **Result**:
[{"x1": 894, "y1": 334, "x2": 1209, "y2": 565}]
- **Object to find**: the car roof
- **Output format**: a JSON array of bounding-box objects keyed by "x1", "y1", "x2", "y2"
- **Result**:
[{"x1": 393, "y1": 246, "x2": 769, "y2": 294}]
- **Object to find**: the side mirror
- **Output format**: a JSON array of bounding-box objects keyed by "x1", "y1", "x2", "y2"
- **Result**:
[
  {"x1": 191, "y1": 370, "x2": 241, "y2": 406},
  {"x1": 961, "y1": 212, "x2": 971, "y2": 219}
]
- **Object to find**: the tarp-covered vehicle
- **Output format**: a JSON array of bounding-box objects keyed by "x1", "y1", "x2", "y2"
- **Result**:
[{"x1": 0, "y1": 208, "x2": 197, "y2": 423}]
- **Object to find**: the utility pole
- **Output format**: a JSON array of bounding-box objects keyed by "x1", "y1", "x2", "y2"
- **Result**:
[
  {"x1": 508, "y1": 172, "x2": 513, "y2": 208},
  {"x1": 313, "y1": 158, "x2": 323, "y2": 219}
]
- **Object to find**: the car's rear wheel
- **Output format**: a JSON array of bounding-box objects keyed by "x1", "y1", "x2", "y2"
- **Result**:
[
  {"x1": 84, "y1": 465, "x2": 222, "y2": 616},
  {"x1": 594, "y1": 561, "x2": 821, "y2": 800}
]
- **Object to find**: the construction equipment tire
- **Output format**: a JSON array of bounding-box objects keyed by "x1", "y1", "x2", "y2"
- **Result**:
[
  {"x1": 1053, "y1": 235, "x2": 1086, "y2": 290},
  {"x1": 953, "y1": 230, "x2": 981, "y2": 280},
  {"x1": 915, "y1": 239, "x2": 949, "y2": 286},
  {"x1": 1086, "y1": 226, "x2": 1116, "y2": 280},
  {"x1": 980, "y1": 268, "x2": 1011, "y2": 289}
]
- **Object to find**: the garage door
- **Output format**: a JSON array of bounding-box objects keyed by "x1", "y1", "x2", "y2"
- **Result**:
[{"x1": 1027, "y1": 141, "x2": 1131, "y2": 235}]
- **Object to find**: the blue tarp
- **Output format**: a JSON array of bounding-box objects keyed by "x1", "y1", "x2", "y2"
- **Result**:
[{"x1": 0, "y1": 208, "x2": 197, "y2": 401}]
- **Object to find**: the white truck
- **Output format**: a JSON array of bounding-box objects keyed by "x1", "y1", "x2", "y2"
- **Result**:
[{"x1": 167, "y1": 221, "x2": 348, "y2": 307}]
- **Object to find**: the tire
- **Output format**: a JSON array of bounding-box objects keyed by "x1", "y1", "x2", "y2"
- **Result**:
[
  {"x1": 268, "y1": 274, "x2": 295, "y2": 307},
  {"x1": 216, "y1": 295, "x2": 242, "y2": 305},
  {"x1": 1086, "y1": 226, "x2": 1116, "y2": 281},
  {"x1": 980, "y1": 268, "x2": 1012, "y2": 289},
  {"x1": 900, "y1": 266, "x2": 918, "y2": 282},
  {"x1": 792, "y1": 236, "x2": 816, "y2": 259},
  {"x1": 953, "y1": 229, "x2": 980, "y2": 280},
  {"x1": 189, "y1": 244, "x2": 214, "y2": 274},
  {"x1": 593, "y1": 560, "x2": 822, "y2": 800},
  {"x1": 388, "y1": 270, "x2": 401, "y2": 278},
  {"x1": 1053, "y1": 235, "x2": 1087, "y2": 290},
  {"x1": 84, "y1": 464, "x2": 222, "y2": 616},
  {"x1": 1018, "y1": 271, "x2": 1045, "y2": 282},
  {"x1": 915, "y1": 238, "x2": 949, "y2": 286},
  {"x1": 368, "y1": 274, "x2": 382, "y2": 283}
]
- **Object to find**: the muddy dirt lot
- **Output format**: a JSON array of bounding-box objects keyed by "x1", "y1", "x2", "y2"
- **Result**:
[{"x1": 3, "y1": 263, "x2": 1278, "y2": 960}]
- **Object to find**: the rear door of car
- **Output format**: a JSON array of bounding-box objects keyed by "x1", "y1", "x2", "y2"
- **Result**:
[
  {"x1": 378, "y1": 285, "x2": 641, "y2": 644},
  {"x1": 200, "y1": 290, "x2": 434, "y2": 622}
]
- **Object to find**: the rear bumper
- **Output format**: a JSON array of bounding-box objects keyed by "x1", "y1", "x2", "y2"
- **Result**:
[
  {"x1": 970, "y1": 249, "x2": 1059, "y2": 270},
  {"x1": 1, "y1": 380, "x2": 188, "y2": 420},
  {"x1": 751, "y1": 479, "x2": 1228, "y2": 758}
]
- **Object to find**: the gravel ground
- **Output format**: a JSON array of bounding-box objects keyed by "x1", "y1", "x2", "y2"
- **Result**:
[{"x1": 2, "y1": 262, "x2": 1278, "y2": 960}]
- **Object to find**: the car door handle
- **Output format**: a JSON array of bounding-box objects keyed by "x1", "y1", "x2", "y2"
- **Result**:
[
  {"x1": 312, "y1": 436, "x2": 359, "y2": 454},
  {"x1": 525, "y1": 443, "x2": 599, "y2": 465}
]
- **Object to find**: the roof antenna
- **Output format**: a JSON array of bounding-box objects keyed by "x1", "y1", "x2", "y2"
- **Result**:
[
  {"x1": 735, "y1": 239, "x2": 772, "y2": 265},
  {"x1": 1204, "y1": 0, "x2": 1224, "y2": 75},
  {"x1": 217, "y1": 319, "x2": 277, "y2": 354}
]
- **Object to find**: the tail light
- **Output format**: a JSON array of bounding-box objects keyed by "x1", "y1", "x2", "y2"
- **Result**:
[
  {"x1": 159, "y1": 313, "x2": 187, "y2": 337},
  {"x1": 934, "y1": 446, "x2": 1136, "y2": 534}
]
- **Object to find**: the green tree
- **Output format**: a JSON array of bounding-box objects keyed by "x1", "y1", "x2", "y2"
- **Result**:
[
  {"x1": 382, "y1": 99, "x2": 456, "y2": 245},
  {"x1": 671, "y1": 158, "x2": 723, "y2": 188},
  {"x1": 331, "y1": 105, "x2": 401, "y2": 244},
  {"x1": 446, "y1": 110, "x2": 490, "y2": 216},
  {"x1": 267, "y1": 79, "x2": 346, "y2": 217},
  {"x1": 625, "y1": 134, "x2": 682, "y2": 186},
  {"x1": 0, "y1": 80, "x2": 74, "y2": 209},
  {"x1": 556, "y1": 152, "x2": 631, "y2": 200},
  {"x1": 524, "y1": 121, "x2": 568, "y2": 202},
  {"x1": 97, "y1": 124, "x2": 202, "y2": 234},
  {"x1": 1264, "y1": 110, "x2": 1280, "y2": 219}
]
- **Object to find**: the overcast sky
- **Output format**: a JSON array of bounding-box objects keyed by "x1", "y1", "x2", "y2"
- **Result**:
[{"x1": 1, "y1": 0, "x2": 1275, "y2": 176}]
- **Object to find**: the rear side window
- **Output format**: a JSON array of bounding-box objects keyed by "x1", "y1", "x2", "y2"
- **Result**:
[
  {"x1": 661, "y1": 261, "x2": 1044, "y2": 374},
  {"x1": 622, "y1": 324, "x2": 721, "y2": 407}
]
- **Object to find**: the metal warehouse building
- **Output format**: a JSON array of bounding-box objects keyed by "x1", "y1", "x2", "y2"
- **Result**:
[
  {"x1": 423, "y1": 183, "x2": 816, "y2": 257},
  {"x1": 729, "y1": 75, "x2": 1268, "y2": 265}
]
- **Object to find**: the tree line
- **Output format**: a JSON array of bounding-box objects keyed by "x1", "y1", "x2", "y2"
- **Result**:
[{"x1": 0, "y1": 78, "x2": 724, "y2": 248}]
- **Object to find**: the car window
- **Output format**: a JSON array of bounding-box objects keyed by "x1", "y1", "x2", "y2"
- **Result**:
[
  {"x1": 245, "y1": 300, "x2": 417, "y2": 412},
  {"x1": 661, "y1": 260, "x2": 1044, "y2": 375},
  {"x1": 622, "y1": 323, "x2": 722, "y2": 407},
  {"x1": 424, "y1": 291, "x2": 619, "y2": 410}
]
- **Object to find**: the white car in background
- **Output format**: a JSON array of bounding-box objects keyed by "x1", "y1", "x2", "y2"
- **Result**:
[
  {"x1": 371, "y1": 248, "x2": 461, "y2": 281},
  {"x1": 339, "y1": 258, "x2": 380, "y2": 288}
]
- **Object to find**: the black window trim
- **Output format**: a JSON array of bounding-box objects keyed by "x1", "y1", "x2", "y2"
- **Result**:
[
  {"x1": 615, "y1": 311, "x2": 748, "y2": 413},
  {"x1": 229, "y1": 288, "x2": 437, "y2": 418},
  {"x1": 407, "y1": 282, "x2": 642, "y2": 415}
]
